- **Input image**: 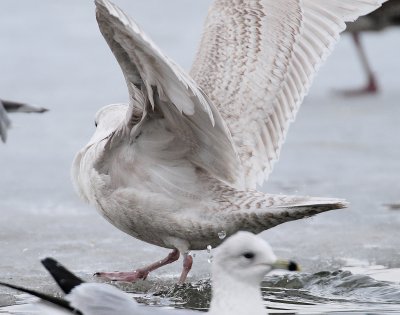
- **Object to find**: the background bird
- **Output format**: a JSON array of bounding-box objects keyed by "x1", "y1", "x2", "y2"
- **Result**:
[
  {"x1": 72, "y1": 0, "x2": 386, "y2": 284},
  {"x1": 343, "y1": 0, "x2": 400, "y2": 95},
  {"x1": 0, "y1": 232, "x2": 298, "y2": 315},
  {"x1": 0, "y1": 99, "x2": 48, "y2": 143}
]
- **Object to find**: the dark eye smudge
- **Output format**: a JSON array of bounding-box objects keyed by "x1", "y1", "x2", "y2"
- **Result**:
[{"x1": 243, "y1": 252, "x2": 255, "y2": 259}]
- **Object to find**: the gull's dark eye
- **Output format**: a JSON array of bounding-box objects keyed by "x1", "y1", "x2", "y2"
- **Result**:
[
  {"x1": 95, "y1": 121, "x2": 98, "y2": 127},
  {"x1": 243, "y1": 252, "x2": 255, "y2": 259}
]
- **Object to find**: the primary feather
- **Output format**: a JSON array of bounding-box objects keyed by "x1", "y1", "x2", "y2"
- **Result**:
[{"x1": 191, "y1": 0, "x2": 387, "y2": 188}]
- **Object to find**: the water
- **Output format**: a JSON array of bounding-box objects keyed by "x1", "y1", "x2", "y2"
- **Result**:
[
  {"x1": 133, "y1": 270, "x2": 400, "y2": 313},
  {"x1": 218, "y1": 231, "x2": 227, "y2": 240},
  {"x1": 4, "y1": 270, "x2": 400, "y2": 314},
  {"x1": 1, "y1": 0, "x2": 400, "y2": 314}
]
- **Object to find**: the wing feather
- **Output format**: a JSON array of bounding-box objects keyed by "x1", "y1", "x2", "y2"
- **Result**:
[
  {"x1": 68, "y1": 283, "x2": 193, "y2": 315},
  {"x1": 191, "y1": 0, "x2": 386, "y2": 188},
  {"x1": 95, "y1": 0, "x2": 242, "y2": 185}
]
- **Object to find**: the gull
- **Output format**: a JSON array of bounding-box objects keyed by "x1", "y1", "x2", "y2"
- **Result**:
[
  {"x1": 0, "y1": 232, "x2": 299, "y2": 315},
  {"x1": 343, "y1": 0, "x2": 400, "y2": 96},
  {"x1": 0, "y1": 99, "x2": 48, "y2": 143},
  {"x1": 72, "y1": 0, "x2": 386, "y2": 283}
]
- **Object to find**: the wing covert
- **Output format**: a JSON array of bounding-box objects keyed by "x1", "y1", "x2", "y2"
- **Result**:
[
  {"x1": 95, "y1": 0, "x2": 242, "y2": 186},
  {"x1": 191, "y1": 0, "x2": 386, "y2": 188}
]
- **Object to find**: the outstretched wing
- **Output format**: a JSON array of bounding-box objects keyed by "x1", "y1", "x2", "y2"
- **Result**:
[
  {"x1": 191, "y1": 0, "x2": 386, "y2": 189},
  {"x1": 95, "y1": 0, "x2": 241, "y2": 186}
]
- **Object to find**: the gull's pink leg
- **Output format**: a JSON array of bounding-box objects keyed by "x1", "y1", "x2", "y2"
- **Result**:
[
  {"x1": 95, "y1": 249, "x2": 180, "y2": 282},
  {"x1": 178, "y1": 253, "x2": 193, "y2": 284},
  {"x1": 341, "y1": 33, "x2": 379, "y2": 97}
]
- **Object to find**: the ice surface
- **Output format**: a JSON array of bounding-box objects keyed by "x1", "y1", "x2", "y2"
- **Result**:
[{"x1": 0, "y1": 0, "x2": 399, "y2": 312}]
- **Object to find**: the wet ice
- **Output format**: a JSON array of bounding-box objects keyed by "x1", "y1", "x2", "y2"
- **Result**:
[{"x1": 0, "y1": 0, "x2": 400, "y2": 314}]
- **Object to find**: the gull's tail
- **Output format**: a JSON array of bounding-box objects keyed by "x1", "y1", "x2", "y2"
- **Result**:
[{"x1": 221, "y1": 192, "x2": 347, "y2": 234}]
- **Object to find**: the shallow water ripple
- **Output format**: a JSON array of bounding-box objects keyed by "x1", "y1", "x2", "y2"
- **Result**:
[
  {"x1": 134, "y1": 270, "x2": 400, "y2": 314},
  {"x1": 1, "y1": 269, "x2": 400, "y2": 314}
]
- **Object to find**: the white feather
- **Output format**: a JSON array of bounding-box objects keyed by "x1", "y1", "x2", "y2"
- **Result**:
[
  {"x1": 94, "y1": 0, "x2": 242, "y2": 186},
  {"x1": 191, "y1": 0, "x2": 387, "y2": 189}
]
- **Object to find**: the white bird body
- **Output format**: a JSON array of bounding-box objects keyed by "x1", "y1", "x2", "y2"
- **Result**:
[
  {"x1": 72, "y1": 0, "x2": 387, "y2": 280},
  {"x1": 73, "y1": 102, "x2": 342, "y2": 251}
]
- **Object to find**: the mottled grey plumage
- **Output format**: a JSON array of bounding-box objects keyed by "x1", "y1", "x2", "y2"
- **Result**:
[
  {"x1": 0, "y1": 99, "x2": 48, "y2": 143},
  {"x1": 72, "y1": 0, "x2": 386, "y2": 281}
]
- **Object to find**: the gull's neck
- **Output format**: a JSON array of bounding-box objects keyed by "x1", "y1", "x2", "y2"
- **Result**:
[{"x1": 208, "y1": 271, "x2": 266, "y2": 315}]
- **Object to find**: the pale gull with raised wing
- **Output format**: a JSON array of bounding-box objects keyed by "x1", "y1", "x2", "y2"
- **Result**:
[{"x1": 72, "y1": 0, "x2": 386, "y2": 283}]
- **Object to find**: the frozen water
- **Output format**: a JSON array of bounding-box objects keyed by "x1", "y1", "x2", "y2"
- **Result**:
[{"x1": 0, "y1": 0, "x2": 400, "y2": 313}]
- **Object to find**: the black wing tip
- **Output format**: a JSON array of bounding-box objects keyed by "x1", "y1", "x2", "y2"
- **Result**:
[
  {"x1": 41, "y1": 257, "x2": 58, "y2": 265},
  {"x1": 0, "y1": 281, "x2": 25, "y2": 292},
  {"x1": 41, "y1": 257, "x2": 85, "y2": 294},
  {"x1": 41, "y1": 257, "x2": 66, "y2": 274},
  {"x1": 0, "y1": 281, "x2": 80, "y2": 314}
]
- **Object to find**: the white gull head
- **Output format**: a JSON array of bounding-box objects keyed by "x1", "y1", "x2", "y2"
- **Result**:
[
  {"x1": 212, "y1": 231, "x2": 277, "y2": 286},
  {"x1": 209, "y1": 231, "x2": 298, "y2": 315}
]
